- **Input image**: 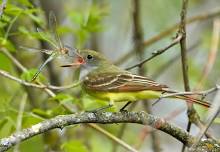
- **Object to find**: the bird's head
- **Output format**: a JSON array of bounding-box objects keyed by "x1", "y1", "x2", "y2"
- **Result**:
[
  {"x1": 61, "y1": 49, "x2": 111, "y2": 78},
  {"x1": 62, "y1": 49, "x2": 108, "y2": 68}
]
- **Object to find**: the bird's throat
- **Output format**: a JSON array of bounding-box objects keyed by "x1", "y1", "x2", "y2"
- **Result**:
[{"x1": 79, "y1": 66, "x2": 97, "y2": 80}]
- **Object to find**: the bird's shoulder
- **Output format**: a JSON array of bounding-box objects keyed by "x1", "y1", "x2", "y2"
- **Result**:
[{"x1": 83, "y1": 71, "x2": 128, "y2": 85}]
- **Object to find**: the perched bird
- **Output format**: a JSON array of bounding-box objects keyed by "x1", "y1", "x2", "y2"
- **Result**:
[{"x1": 61, "y1": 50, "x2": 211, "y2": 110}]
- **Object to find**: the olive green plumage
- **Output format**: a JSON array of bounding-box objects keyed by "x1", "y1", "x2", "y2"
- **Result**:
[{"x1": 63, "y1": 49, "x2": 211, "y2": 108}]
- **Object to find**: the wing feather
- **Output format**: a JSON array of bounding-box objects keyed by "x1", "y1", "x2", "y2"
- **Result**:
[{"x1": 83, "y1": 72, "x2": 168, "y2": 92}]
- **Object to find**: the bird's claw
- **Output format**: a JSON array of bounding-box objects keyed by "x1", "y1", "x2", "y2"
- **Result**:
[{"x1": 120, "y1": 108, "x2": 128, "y2": 113}]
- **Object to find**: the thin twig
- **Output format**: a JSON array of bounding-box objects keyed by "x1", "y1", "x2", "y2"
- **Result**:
[
  {"x1": 178, "y1": 0, "x2": 191, "y2": 152},
  {"x1": 143, "y1": 8, "x2": 220, "y2": 47},
  {"x1": 126, "y1": 33, "x2": 182, "y2": 70},
  {"x1": 114, "y1": 8, "x2": 220, "y2": 65},
  {"x1": 1, "y1": 49, "x2": 27, "y2": 72},
  {"x1": 0, "y1": 111, "x2": 196, "y2": 152},
  {"x1": 0, "y1": 69, "x2": 80, "y2": 90},
  {"x1": 190, "y1": 18, "x2": 220, "y2": 141},
  {"x1": 151, "y1": 41, "x2": 200, "y2": 78},
  {"x1": 179, "y1": 0, "x2": 190, "y2": 92},
  {"x1": 195, "y1": 18, "x2": 220, "y2": 90},
  {"x1": 161, "y1": 85, "x2": 220, "y2": 98},
  {"x1": 13, "y1": 94, "x2": 27, "y2": 152}
]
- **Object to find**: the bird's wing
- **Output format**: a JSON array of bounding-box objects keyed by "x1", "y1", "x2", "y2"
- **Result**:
[{"x1": 83, "y1": 72, "x2": 168, "y2": 92}]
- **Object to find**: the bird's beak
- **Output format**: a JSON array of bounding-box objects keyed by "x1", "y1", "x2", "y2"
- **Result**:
[{"x1": 60, "y1": 56, "x2": 85, "y2": 68}]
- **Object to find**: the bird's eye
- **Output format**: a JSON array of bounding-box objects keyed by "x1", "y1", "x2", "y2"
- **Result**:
[{"x1": 87, "y1": 54, "x2": 93, "y2": 60}]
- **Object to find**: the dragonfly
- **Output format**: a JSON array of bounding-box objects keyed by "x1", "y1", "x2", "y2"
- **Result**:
[{"x1": 21, "y1": 12, "x2": 78, "y2": 81}]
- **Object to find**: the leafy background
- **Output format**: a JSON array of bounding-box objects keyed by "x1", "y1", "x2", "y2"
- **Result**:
[{"x1": 0, "y1": 0, "x2": 220, "y2": 151}]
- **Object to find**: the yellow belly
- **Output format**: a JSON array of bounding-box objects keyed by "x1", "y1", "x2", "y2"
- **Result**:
[{"x1": 86, "y1": 90, "x2": 162, "y2": 102}]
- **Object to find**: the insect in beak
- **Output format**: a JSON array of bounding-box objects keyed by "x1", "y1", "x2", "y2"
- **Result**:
[{"x1": 61, "y1": 56, "x2": 85, "y2": 67}]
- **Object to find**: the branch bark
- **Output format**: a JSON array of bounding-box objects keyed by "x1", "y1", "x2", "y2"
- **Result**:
[
  {"x1": 0, "y1": 69, "x2": 80, "y2": 90},
  {"x1": 0, "y1": 111, "x2": 195, "y2": 152},
  {"x1": 178, "y1": 0, "x2": 194, "y2": 152}
]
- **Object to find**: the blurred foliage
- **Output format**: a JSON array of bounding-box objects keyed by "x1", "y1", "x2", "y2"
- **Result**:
[
  {"x1": 67, "y1": 4, "x2": 108, "y2": 47},
  {"x1": 61, "y1": 140, "x2": 89, "y2": 152},
  {"x1": 0, "y1": 0, "x2": 219, "y2": 152}
]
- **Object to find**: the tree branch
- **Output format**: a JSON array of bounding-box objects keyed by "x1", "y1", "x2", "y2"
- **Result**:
[
  {"x1": 115, "y1": 8, "x2": 220, "y2": 65},
  {"x1": 178, "y1": 0, "x2": 193, "y2": 152},
  {"x1": 0, "y1": 69, "x2": 80, "y2": 90},
  {"x1": 179, "y1": 0, "x2": 190, "y2": 91},
  {"x1": 126, "y1": 33, "x2": 182, "y2": 70},
  {"x1": 0, "y1": 111, "x2": 195, "y2": 152}
]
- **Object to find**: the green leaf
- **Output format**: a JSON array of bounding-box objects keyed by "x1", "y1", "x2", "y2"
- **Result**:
[
  {"x1": 0, "y1": 37, "x2": 16, "y2": 52},
  {"x1": 0, "y1": 108, "x2": 18, "y2": 137},
  {"x1": 0, "y1": 53, "x2": 13, "y2": 71},
  {"x1": 69, "y1": 11, "x2": 84, "y2": 25},
  {"x1": 0, "y1": 118, "x2": 8, "y2": 130},
  {"x1": 4, "y1": 4, "x2": 23, "y2": 15},
  {"x1": 61, "y1": 140, "x2": 88, "y2": 152},
  {"x1": 26, "y1": 13, "x2": 44, "y2": 26},
  {"x1": 18, "y1": 26, "x2": 31, "y2": 35},
  {"x1": 50, "y1": 93, "x2": 79, "y2": 104},
  {"x1": 68, "y1": 5, "x2": 108, "y2": 47},
  {"x1": 20, "y1": 135, "x2": 44, "y2": 152},
  {"x1": 32, "y1": 109, "x2": 52, "y2": 118},
  {"x1": 32, "y1": 106, "x2": 68, "y2": 118},
  {"x1": 0, "y1": 118, "x2": 14, "y2": 138},
  {"x1": 0, "y1": 14, "x2": 12, "y2": 23},
  {"x1": 57, "y1": 25, "x2": 73, "y2": 35},
  {"x1": 22, "y1": 113, "x2": 44, "y2": 128},
  {"x1": 17, "y1": 0, "x2": 33, "y2": 7}
]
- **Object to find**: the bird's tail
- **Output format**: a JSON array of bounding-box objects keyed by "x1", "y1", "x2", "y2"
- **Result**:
[
  {"x1": 174, "y1": 95, "x2": 211, "y2": 108},
  {"x1": 162, "y1": 88, "x2": 211, "y2": 108}
]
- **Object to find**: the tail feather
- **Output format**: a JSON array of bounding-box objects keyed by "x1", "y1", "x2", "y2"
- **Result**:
[
  {"x1": 162, "y1": 88, "x2": 211, "y2": 108},
  {"x1": 175, "y1": 95, "x2": 211, "y2": 108}
]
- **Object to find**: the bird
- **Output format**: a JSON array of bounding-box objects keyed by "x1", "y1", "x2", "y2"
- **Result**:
[{"x1": 61, "y1": 49, "x2": 211, "y2": 111}]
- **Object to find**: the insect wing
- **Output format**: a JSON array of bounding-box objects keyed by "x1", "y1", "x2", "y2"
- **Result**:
[
  {"x1": 36, "y1": 27, "x2": 57, "y2": 49},
  {"x1": 20, "y1": 46, "x2": 53, "y2": 55},
  {"x1": 49, "y1": 12, "x2": 63, "y2": 51}
]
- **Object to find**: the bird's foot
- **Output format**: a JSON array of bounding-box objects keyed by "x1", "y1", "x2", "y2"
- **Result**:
[
  {"x1": 152, "y1": 98, "x2": 162, "y2": 106},
  {"x1": 152, "y1": 91, "x2": 166, "y2": 106},
  {"x1": 119, "y1": 101, "x2": 132, "y2": 112},
  {"x1": 119, "y1": 108, "x2": 128, "y2": 113}
]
